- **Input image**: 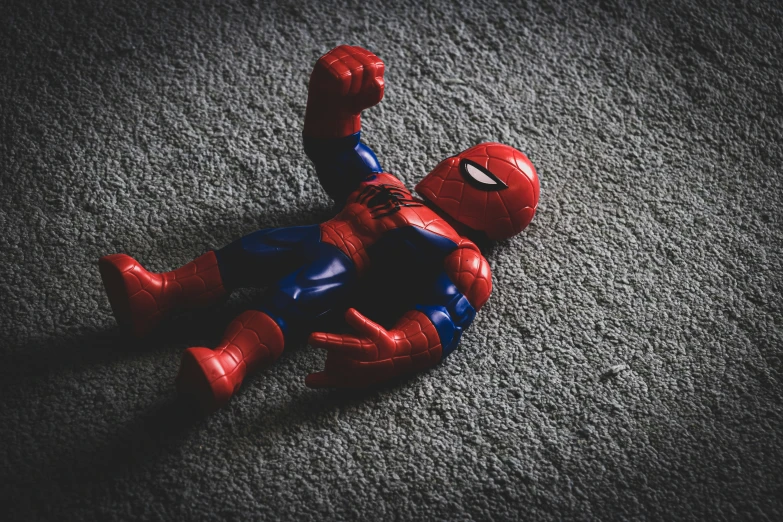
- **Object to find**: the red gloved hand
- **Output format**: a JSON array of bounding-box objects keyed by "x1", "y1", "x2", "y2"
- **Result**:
[
  {"x1": 304, "y1": 45, "x2": 385, "y2": 138},
  {"x1": 306, "y1": 308, "x2": 442, "y2": 389}
]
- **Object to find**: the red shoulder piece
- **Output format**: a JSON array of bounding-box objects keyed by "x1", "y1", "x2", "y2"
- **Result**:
[{"x1": 444, "y1": 241, "x2": 492, "y2": 309}]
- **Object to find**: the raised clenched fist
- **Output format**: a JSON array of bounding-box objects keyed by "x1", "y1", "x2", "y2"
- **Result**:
[
  {"x1": 309, "y1": 45, "x2": 385, "y2": 112},
  {"x1": 304, "y1": 45, "x2": 385, "y2": 138}
]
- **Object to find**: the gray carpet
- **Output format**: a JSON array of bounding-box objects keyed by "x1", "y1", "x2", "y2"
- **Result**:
[{"x1": 2, "y1": 0, "x2": 782, "y2": 519}]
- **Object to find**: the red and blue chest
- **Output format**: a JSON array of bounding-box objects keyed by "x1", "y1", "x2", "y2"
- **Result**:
[{"x1": 320, "y1": 174, "x2": 463, "y2": 274}]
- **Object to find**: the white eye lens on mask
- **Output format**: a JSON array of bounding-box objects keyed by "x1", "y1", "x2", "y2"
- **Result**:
[{"x1": 459, "y1": 159, "x2": 508, "y2": 191}]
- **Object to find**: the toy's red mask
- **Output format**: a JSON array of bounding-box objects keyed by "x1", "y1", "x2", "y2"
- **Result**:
[{"x1": 415, "y1": 143, "x2": 540, "y2": 241}]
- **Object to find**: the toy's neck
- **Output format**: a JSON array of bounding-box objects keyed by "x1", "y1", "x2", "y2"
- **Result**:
[{"x1": 418, "y1": 195, "x2": 493, "y2": 252}]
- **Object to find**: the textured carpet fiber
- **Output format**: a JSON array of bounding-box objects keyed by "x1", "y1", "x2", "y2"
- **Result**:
[{"x1": 2, "y1": 0, "x2": 782, "y2": 520}]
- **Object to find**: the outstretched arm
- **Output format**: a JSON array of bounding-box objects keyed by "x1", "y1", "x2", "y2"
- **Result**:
[
  {"x1": 303, "y1": 45, "x2": 385, "y2": 203},
  {"x1": 306, "y1": 244, "x2": 492, "y2": 388}
]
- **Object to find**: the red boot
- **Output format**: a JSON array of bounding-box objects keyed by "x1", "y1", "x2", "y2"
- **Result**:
[
  {"x1": 176, "y1": 310, "x2": 285, "y2": 411},
  {"x1": 98, "y1": 252, "x2": 226, "y2": 337}
]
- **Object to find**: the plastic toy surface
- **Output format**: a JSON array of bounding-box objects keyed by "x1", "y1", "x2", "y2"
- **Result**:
[{"x1": 98, "y1": 46, "x2": 540, "y2": 411}]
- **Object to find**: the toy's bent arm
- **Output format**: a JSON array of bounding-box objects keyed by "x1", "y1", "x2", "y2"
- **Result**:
[
  {"x1": 303, "y1": 45, "x2": 385, "y2": 203},
  {"x1": 306, "y1": 245, "x2": 492, "y2": 388},
  {"x1": 304, "y1": 132, "x2": 382, "y2": 204},
  {"x1": 406, "y1": 244, "x2": 492, "y2": 358}
]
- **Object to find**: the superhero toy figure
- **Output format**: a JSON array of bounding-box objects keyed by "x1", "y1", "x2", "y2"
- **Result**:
[{"x1": 98, "y1": 46, "x2": 540, "y2": 411}]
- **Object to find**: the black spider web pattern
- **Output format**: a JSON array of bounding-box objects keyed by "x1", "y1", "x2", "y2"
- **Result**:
[{"x1": 356, "y1": 184, "x2": 424, "y2": 219}]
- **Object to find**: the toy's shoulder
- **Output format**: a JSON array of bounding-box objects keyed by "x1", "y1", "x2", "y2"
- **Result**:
[
  {"x1": 363, "y1": 172, "x2": 407, "y2": 188},
  {"x1": 389, "y1": 198, "x2": 462, "y2": 245}
]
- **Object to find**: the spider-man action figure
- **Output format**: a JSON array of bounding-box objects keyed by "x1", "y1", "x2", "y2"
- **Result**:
[{"x1": 99, "y1": 46, "x2": 540, "y2": 411}]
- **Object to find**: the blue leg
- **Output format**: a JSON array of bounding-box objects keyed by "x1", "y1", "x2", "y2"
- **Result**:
[
  {"x1": 256, "y1": 242, "x2": 357, "y2": 337},
  {"x1": 214, "y1": 225, "x2": 321, "y2": 290}
]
